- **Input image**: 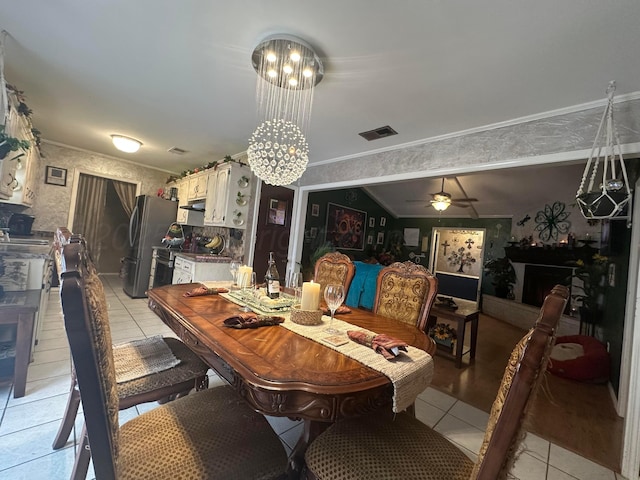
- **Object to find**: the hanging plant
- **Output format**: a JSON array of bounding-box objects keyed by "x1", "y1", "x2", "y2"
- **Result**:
[{"x1": 0, "y1": 125, "x2": 30, "y2": 160}]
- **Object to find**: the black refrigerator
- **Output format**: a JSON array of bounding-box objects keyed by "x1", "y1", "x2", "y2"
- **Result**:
[{"x1": 122, "y1": 195, "x2": 178, "y2": 298}]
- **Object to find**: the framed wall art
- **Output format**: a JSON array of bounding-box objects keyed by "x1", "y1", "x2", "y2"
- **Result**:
[
  {"x1": 377, "y1": 232, "x2": 385, "y2": 244},
  {"x1": 369, "y1": 217, "x2": 375, "y2": 227},
  {"x1": 311, "y1": 203, "x2": 320, "y2": 217},
  {"x1": 267, "y1": 199, "x2": 287, "y2": 225},
  {"x1": 325, "y1": 202, "x2": 367, "y2": 250},
  {"x1": 380, "y1": 217, "x2": 386, "y2": 227},
  {"x1": 45, "y1": 166, "x2": 68, "y2": 186}
]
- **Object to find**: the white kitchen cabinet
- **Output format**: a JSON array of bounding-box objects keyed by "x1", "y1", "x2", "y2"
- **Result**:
[
  {"x1": 175, "y1": 179, "x2": 189, "y2": 224},
  {"x1": 0, "y1": 92, "x2": 39, "y2": 205},
  {"x1": 204, "y1": 163, "x2": 251, "y2": 229},
  {"x1": 172, "y1": 255, "x2": 232, "y2": 284},
  {"x1": 187, "y1": 172, "x2": 208, "y2": 201},
  {"x1": 171, "y1": 177, "x2": 204, "y2": 226}
]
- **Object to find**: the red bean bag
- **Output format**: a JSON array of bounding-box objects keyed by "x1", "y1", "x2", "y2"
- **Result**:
[{"x1": 547, "y1": 335, "x2": 610, "y2": 384}]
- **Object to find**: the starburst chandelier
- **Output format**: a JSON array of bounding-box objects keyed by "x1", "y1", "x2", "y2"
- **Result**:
[
  {"x1": 576, "y1": 81, "x2": 632, "y2": 219},
  {"x1": 248, "y1": 34, "x2": 324, "y2": 186}
]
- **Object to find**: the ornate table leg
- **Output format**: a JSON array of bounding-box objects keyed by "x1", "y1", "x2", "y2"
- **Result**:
[{"x1": 287, "y1": 419, "x2": 330, "y2": 478}]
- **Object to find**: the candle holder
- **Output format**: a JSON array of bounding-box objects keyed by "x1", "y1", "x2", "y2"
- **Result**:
[{"x1": 290, "y1": 305, "x2": 323, "y2": 326}]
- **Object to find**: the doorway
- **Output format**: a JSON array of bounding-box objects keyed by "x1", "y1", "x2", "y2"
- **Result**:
[
  {"x1": 69, "y1": 171, "x2": 138, "y2": 273},
  {"x1": 253, "y1": 184, "x2": 294, "y2": 284}
]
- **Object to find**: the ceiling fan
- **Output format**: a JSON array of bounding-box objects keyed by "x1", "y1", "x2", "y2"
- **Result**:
[{"x1": 406, "y1": 177, "x2": 478, "y2": 214}]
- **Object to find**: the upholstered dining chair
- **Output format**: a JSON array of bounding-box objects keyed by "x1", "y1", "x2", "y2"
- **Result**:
[
  {"x1": 304, "y1": 285, "x2": 569, "y2": 480},
  {"x1": 51, "y1": 229, "x2": 210, "y2": 480},
  {"x1": 372, "y1": 261, "x2": 438, "y2": 332},
  {"x1": 314, "y1": 251, "x2": 356, "y2": 296},
  {"x1": 58, "y1": 239, "x2": 288, "y2": 480}
]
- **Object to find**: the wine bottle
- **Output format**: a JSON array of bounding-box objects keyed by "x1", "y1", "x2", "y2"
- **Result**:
[{"x1": 265, "y1": 252, "x2": 280, "y2": 299}]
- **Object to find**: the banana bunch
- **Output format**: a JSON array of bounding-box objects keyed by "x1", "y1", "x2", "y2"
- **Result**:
[{"x1": 204, "y1": 235, "x2": 223, "y2": 250}]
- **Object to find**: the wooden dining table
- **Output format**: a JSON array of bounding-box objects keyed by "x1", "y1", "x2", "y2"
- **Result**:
[{"x1": 147, "y1": 283, "x2": 436, "y2": 476}]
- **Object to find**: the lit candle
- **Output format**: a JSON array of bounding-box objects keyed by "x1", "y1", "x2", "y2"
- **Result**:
[
  {"x1": 301, "y1": 280, "x2": 321, "y2": 311},
  {"x1": 237, "y1": 265, "x2": 253, "y2": 287}
]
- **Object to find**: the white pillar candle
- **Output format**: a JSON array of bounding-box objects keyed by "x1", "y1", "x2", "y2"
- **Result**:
[
  {"x1": 237, "y1": 265, "x2": 253, "y2": 287},
  {"x1": 301, "y1": 280, "x2": 321, "y2": 311}
]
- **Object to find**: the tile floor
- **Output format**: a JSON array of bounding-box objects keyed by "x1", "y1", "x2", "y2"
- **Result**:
[{"x1": 0, "y1": 274, "x2": 627, "y2": 480}]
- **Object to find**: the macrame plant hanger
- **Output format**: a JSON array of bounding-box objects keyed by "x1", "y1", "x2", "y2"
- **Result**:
[{"x1": 576, "y1": 81, "x2": 632, "y2": 221}]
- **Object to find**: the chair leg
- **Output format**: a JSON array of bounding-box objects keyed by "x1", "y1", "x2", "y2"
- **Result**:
[
  {"x1": 71, "y1": 424, "x2": 92, "y2": 480},
  {"x1": 52, "y1": 372, "x2": 81, "y2": 449}
]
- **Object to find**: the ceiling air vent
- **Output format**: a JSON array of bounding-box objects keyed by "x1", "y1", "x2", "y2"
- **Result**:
[
  {"x1": 168, "y1": 147, "x2": 189, "y2": 155},
  {"x1": 358, "y1": 125, "x2": 398, "y2": 141}
]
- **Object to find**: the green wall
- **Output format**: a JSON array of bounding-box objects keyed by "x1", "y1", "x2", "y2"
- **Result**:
[{"x1": 303, "y1": 187, "x2": 512, "y2": 295}]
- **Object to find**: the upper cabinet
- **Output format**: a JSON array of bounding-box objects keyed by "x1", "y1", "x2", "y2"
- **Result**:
[
  {"x1": 0, "y1": 90, "x2": 40, "y2": 206},
  {"x1": 174, "y1": 177, "x2": 203, "y2": 226},
  {"x1": 187, "y1": 172, "x2": 208, "y2": 201},
  {"x1": 204, "y1": 163, "x2": 251, "y2": 229}
]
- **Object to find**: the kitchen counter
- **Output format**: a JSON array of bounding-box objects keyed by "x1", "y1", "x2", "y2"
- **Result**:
[
  {"x1": 0, "y1": 242, "x2": 52, "y2": 258},
  {"x1": 174, "y1": 252, "x2": 232, "y2": 263}
]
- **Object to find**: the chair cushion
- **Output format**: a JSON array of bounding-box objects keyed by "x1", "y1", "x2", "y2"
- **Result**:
[
  {"x1": 117, "y1": 337, "x2": 208, "y2": 399},
  {"x1": 305, "y1": 412, "x2": 474, "y2": 480},
  {"x1": 118, "y1": 386, "x2": 287, "y2": 480}
]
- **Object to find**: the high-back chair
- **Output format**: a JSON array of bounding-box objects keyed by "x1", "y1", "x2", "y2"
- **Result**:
[
  {"x1": 314, "y1": 252, "x2": 355, "y2": 296},
  {"x1": 59, "y1": 239, "x2": 288, "y2": 480},
  {"x1": 52, "y1": 229, "x2": 211, "y2": 479},
  {"x1": 372, "y1": 261, "x2": 438, "y2": 332},
  {"x1": 304, "y1": 285, "x2": 569, "y2": 480}
]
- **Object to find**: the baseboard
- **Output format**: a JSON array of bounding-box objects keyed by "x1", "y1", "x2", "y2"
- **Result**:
[{"x1": 482, "y1": 295, "x2": 579, "y2": 336}]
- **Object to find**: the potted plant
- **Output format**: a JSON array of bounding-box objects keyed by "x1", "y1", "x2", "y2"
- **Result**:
[
  {"x1": 0, "y1": 125, "x2": 30, "y2": 161},
  {"x1": 484, "y1": 256, "x2": 516, "y2": 298},
  {"x1": 570, "y1": 253, "x2": 609, "y2": 334}
]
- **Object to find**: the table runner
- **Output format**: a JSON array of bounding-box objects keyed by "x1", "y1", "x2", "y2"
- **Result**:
[
  {"x1": 220, "y1": 291, "x2": 433, "y2": 412},
  {"x1": 282, "y1": 316, "x2": 433, "y2": 412},
  {"x1": 112, "y1": 335, "x2": 180, "y2": 383}
]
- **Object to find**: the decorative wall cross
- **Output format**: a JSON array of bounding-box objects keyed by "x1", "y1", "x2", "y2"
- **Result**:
[
  {"x1": 441, "y1": 240, "x2": 450, "y2": 255},
  {"x1": 465, "y1": 238, "x2": 475, "y2": 250}
]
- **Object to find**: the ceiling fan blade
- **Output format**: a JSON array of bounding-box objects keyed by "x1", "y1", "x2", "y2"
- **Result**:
[
  {"x1": 451, "y1": 202, "x2": 472, "y2": 208},
  {"x1": 450, "y1": 198, "x2": 478, "y2": 203}
]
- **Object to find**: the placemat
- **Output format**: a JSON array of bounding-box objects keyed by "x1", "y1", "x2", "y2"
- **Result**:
[{"x1": 112, "y1": 336, "x2": 180, "y2": 384}]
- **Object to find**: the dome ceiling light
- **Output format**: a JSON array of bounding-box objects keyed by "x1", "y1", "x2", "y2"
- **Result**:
[{"x1": 111, "y1": 134, "x2": 142, "y2": 153}]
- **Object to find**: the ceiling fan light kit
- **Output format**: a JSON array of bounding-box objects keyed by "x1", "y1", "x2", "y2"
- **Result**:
[
  {"x1": 576, "y1": 81, "x2": 632, "y2": 220},
  {"x1": 247, "y1": 34, "x2": 323, "y2": 186}
]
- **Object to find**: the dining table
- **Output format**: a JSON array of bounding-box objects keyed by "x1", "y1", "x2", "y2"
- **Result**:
[{"x1": 147, "y1": 283, "x2": 436, "y2": 476}]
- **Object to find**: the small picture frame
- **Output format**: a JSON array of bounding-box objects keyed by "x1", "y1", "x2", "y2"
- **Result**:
[
  {"x1": 380, "y1": 217, "x2": 386, "y2": 227},
  {"x1": 377, "y1": 232, "x2": 384, "y2": 244},
  {"x1": 311, "y1": 204, "x2": 320, "y2": 217},
  {"x1": 310, "y1": 227, "x2": 318, "y2": 239},
  {"x1": 369, "y1": 217, "x2": 375, "y2": 228},
  {"x1": 45, "y1": 166, "x2": 67, "y2": 186}
]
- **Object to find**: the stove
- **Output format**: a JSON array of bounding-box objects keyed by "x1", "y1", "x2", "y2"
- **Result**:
[{"x1": 148, "y1": 247, "x2": 178, "y2": 290}]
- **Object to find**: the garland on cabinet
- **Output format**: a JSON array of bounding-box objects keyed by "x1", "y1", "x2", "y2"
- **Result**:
[{"x1": 166, "y1": 154, "x2": 248, "y2": 184}]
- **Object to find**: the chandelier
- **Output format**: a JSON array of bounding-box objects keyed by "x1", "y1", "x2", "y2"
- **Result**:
[
  {"x1": 248, "y1": 34, "x2": 324, "y2": 186},
  {"x1": 576, "y1": 81, "x2": 632, "y2": 219}
]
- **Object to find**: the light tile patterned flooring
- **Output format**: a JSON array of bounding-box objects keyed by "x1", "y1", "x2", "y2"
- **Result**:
[{"x1": 0, "y1": 274, "x2": 626, "y2": 479}]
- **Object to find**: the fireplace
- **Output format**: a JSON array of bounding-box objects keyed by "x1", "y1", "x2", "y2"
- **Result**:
[{"x1": 522, "y1": 264, "x2": 572, "y2": 314}]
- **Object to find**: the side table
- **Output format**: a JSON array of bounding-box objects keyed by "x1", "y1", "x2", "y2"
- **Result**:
[
  {"x1": 428, "y1": 298, "x2": 479, "y2": 368},
  {"x1": 0, "y1": 290, "x2": 40, "y2": 397}
]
